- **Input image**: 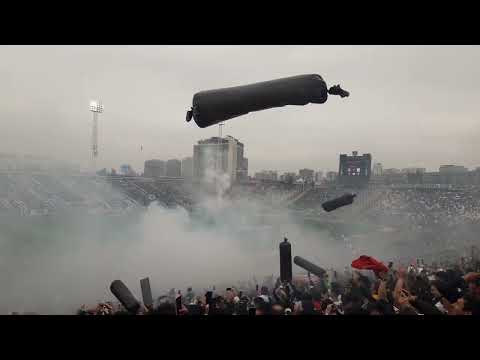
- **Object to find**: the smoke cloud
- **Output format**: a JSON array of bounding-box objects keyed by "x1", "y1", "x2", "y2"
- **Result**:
[
  {"x1": 1, "y1": 165, "x2": 479, "y2": 314},
  {"x1": 0, "y1": 179, "x2": 351, "y2": 314}
]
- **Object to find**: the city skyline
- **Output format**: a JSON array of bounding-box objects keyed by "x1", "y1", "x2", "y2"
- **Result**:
[{"x1": 1, "y1": 46, "x2": 479, "y2": 174}]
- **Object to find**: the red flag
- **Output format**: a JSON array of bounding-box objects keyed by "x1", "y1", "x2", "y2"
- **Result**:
[{"x1": 351, "y1": 255, "x2": 388, "y2": 276}]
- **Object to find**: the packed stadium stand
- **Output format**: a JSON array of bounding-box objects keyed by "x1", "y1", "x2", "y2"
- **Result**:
[
  {"x1": 0, "y1": 172, "x2": 199, "y2": 216},
  {"x1": 4, "y1": 167, "x2": 480, "y2": 231},
  {"x1": 288, "y1": 184, "x2": 480, "y2": 230}
]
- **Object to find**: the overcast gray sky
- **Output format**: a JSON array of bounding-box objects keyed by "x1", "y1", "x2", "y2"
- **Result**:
[{"x1": 0, "y1": 45, "x2": 479, "y2": 174}]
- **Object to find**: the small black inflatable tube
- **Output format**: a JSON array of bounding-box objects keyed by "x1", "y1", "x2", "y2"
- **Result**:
[
  {"x1": 321, "y1": 193, "x2": 356, "y2": 212},
  {"x1": 293, "y1": 256, "x2": 327, "y2": 278},
  {"x1": 110, "y1": 280, "x2": 141, "y2": 314}
]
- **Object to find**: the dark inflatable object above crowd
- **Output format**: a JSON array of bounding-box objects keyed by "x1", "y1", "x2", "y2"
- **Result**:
[
  {"x1": 321, "y1": 193, "x2": 357, "y2": 212},
  {"x1": 186, "y1": 74, "x2": 349, "y2": 128},
  {"x1": 110, "y1": 280, "x2": 141, "y2": 314}
]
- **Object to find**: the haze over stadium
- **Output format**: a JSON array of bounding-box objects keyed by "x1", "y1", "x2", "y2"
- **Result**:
[
  {"x1": 1, "y1": 46, "x2": 479, "y2": 173},
  {"x1": 0, "y1": 46, "x2": 479, "y2": 315}
]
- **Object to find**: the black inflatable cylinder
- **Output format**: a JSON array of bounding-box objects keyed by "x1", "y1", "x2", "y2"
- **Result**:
[
  {"x1": 279, "y1": 238, "x2": 293, "y2": 283},
  {"x1": 110, "y1": 280, "x2": 141, "y2": 314},
  {"x1": 293, "y1": 256, "x2": 326, "y2": 278},
  {"x1": 188, "y1": 74, "x2": 329, "y2": 128},
  {"x1": 322, "y1": 193, "x2": 356, "y2": 212},
  {"x1": 140, "y1": 277, "x2": 153, "y2": 309}
]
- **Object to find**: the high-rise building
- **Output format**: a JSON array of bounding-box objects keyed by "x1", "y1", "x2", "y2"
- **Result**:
[
  {"x1": 193, "y1": 136, "x2": 244, "y2": 183},
  {"x1": 299, "y1": 169, "x2": 314, "y2": 182},
  {"x1": 407, "y1": 171, "x2": 424, "y2": 184},
  {"x1": 373, "y1": 163, "x2": 383, "y2": 176},
  {"x1": 120, "y1": 164, "x2": 136, "y2": 176},
  {"x1": 383, "y1": 168, "x2": 401, "y2": 175},
  {"x1": 439, "y1": 165, "x2": 468, "y2": 174},
  {"x1": 236, "y1": 141, "x2": 247, "y2": 180},
  {"x1": 166, "y1": 159, "x2": 181, "y2": 177},
  {"x1": 315, "y1": 171, "x2": 323, "y2": 183},
  {"x1": 234, "y1": 139, "x2": 248, "y2": 181},
  {"x1": 438, "y1": 165, "x2": 469, "y2": 185},
  {"x1": 326, "y1": 171, "x2": 337, "y2": 182},
  {"x1": 280, "y1": 172, "x2": 296, "y2": 183},
  {"x1": 181, "y1": 157, "x2": 193, "y2": 179},
  {"x1": 254, "y1": 170, "x2": 278, "y2": 181},
  {"x1": 144, "y1": 159, "x2": 166, "y2": 178},
  {"x1": 238, "y1": 157, "x2": 249, "y2": 181},
  {"x1": 401, "y1": 167, "x2": 426, "y2": 174}
]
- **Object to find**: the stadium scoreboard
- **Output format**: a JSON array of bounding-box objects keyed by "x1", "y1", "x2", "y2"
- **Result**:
[{"x1": 338, "y1": 151, "x2": 372, "y2": 186}]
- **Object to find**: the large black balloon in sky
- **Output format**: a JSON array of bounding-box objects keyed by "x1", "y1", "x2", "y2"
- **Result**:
[{"x1": 186, "y1": 74, "x2": 349, "y2": 128}]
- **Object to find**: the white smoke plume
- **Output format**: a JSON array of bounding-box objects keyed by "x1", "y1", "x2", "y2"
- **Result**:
[
  {"x1": 1, "y1": 166, "x2": 479, "y2": 314},
  {"x1": 0, "y1": 178, "x2": 352, "y2": 314}
]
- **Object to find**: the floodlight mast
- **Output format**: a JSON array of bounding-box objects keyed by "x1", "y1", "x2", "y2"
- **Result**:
[
  {"x1": 89, "y1": 101, "x2": 104, "y2": 174},
  {"x1": 217, "y1": 122, "x2": 224, "y2": 172}
]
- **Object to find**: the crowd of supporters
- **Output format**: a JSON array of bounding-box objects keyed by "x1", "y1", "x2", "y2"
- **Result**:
[
  {"x1": 367, "y1": 188, "x2": 480, "y2": 228},
  {"x1": 227, "y1": 183, "x2": 304, "y2": 204},
  {"x1": 70, "y1": 184, "x2": 480, "y2": 316},
  {"x1": 149, "y1": 181, "x2": 195, "y2": 210},
  {"x1": 76, "y1": 251, "x2": 479, "y2": 316},
  {"x1": 7, "y1": 175, "x2": 480, "y2": 226},
  {"x1": 290, "y1": 187, "x2": 348, "y2": 210},
  {"x1": 291, "y1": 186, "x2": 480, "y2": 228},
  {"x1": 5, "y1": 180, "x2": 480, "y2": 315},
  {"x1": 0, "y1": 174, "x2": 139, "y2": 215}
]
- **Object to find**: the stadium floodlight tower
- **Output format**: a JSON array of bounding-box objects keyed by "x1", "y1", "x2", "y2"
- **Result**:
[
  {"x1": 217, "y1": 122, "x2": 225, "y2": 172},
  {"x1": 89, "y1": 100, "x2": 104, "y2": 174}
]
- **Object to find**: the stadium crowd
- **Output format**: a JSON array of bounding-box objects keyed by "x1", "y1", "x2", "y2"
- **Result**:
[
  {"x1": 76, "y1": 251, "x2": 479, "y2": 316},
  {"x1": 227, "y1": 182, "x2": 304, "y2": 204},
  {"x1": 369, "y1": 188, "x2": 480, "y2": 228},
  {"x1": 291, "y1": 187, "x2": 348, "y2": 210},
  {"x1": 292, "y1": 186, "x2": 480, "y2": 229},
  {"x1": 5, "y1": 180, "x2": 480, "y2": 315}
]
